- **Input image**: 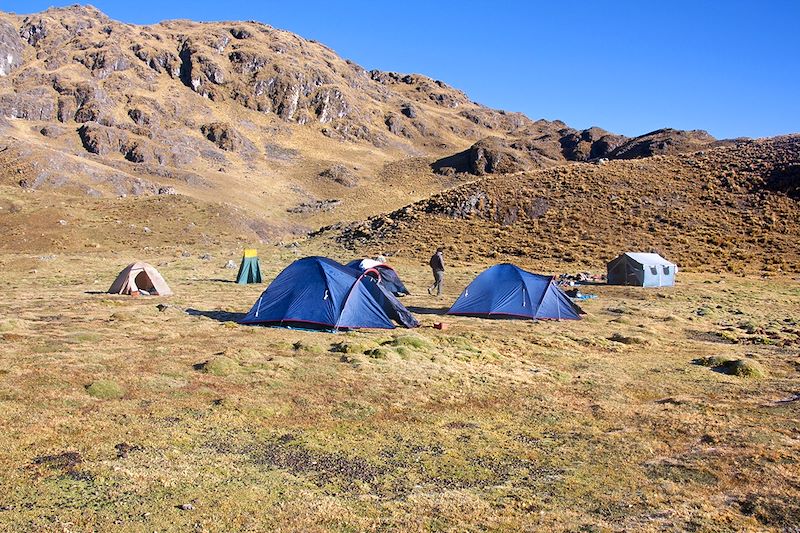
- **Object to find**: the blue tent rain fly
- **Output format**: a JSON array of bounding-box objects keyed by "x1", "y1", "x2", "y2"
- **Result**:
[
  {"x1": 240, "y1": 257, "x2": 418, "y2": 330},
  {"x1": 345, "y1": 259, "x2": 411, "y2": 296},
  {"x1": 447, "y1": 263, "x2": 582, "y2": 320}
]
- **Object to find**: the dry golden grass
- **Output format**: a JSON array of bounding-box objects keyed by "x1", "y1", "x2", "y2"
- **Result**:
[
  {"x1": 324, "y1": 135, "x2": 800, "y2": 275},
  {"x1": 0, "y1": 245, "x2": 798, "y2": 531}
]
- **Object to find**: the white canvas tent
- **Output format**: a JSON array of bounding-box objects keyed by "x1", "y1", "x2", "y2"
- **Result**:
[{"x1": 607, "y1": 252, "x2": 677, "y2": 287}]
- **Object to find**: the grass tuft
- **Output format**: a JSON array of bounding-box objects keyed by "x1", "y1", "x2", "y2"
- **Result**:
[
  {"x1": 196, "y1": 356, "x2": 240, "y2": 376},
  {"x1": 0, "y1": 319, "x2": 29, "y2": 332},
  {"x1": 330, "y1": 341, "x2": 374, "y2": 354},
  {"x1": 608, "y1": 332, "x2": 648, "y2": 345},
  {"x1": 693, "y1": 355, "x2": 736, "y2": 367},
  {"x1": 293, "y1": 341, "x2": 324, "y2": 354},
  {"x1": 86, "y1": 379, "x2": 125, "y2": 399},
  {"x1": 69, "y1": 332, "x2": 103, "y2": 343},
  {"x1": 384, "y1": 335, "x2": 431, "y2": 350},
  {"x1": 719, "y1": 359, "x2": 766, "y2": 378},
  {"x1": 364, "y1": 347, "x2": 389, "y2": 359},
  {"x1": 693, "y1": 356, "x2": 766, "y2": 378}
]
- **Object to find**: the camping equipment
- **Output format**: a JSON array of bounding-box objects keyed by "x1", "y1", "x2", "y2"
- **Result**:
[
  {"x1": 447, "y1": 263, "x2": 582, "y2": 320},
  {"x1": 108, "y1": 262, "x2": 173, "y2": 296},
  {"x1": 345, "y1": 259, "x2": 411, "y2": 296},
  {"x1": 607, "y1": 252, "x2": 677, "y2": 287},
  {"x1": 241, "y1": 257, "x2": 418, "y2": 330},
  {"x1": 236, "y1": 249, "x2": 262, "y2": 284}
]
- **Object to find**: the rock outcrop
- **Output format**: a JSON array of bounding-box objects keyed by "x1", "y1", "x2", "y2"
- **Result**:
[
  {"x1": 608, "y1": 128, "x2": 720, "y2": 159},
  {"x1": 433, "y1": 126, "x2": 722, "y2": 176},
  {"x1": 318, "y1": 164, "x2": 358, "y2": 187},
  {"x1": 0, "y1": 19, "x2": 24, "y2": 77}
]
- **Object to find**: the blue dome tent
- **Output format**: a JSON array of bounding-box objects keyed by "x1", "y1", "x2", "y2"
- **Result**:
[
  {"x1": 447, "y1": 264, "x2": 582, "y2": 320},
  {"x1": 240, "y1": 257, "x2": 418, "y2": 330},
  {"x1": 345, "y1": 259, "x2": 411, "y2": 296}
]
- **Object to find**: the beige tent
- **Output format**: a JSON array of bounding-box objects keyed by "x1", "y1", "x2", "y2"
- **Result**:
[{"x1": 108, "y1": 262, "x2": 173, "y2": 296}]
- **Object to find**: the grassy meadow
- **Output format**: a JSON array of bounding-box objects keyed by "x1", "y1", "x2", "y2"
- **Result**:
[{"x1": 0, "y1": 248, "x2": 798, "y2": 531}]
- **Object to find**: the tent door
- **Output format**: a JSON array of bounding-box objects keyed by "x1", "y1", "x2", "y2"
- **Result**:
[{"x1": 134, "y1": 270, "x2": 154, "y2": 292}]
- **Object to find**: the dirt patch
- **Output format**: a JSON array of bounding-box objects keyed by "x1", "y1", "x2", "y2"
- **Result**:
[{"x1": 236, "y1": 435, "x2": 382, "y2": 492}]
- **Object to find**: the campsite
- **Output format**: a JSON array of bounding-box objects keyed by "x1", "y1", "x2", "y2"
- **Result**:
[
  {"x1": 0, "y1": 2, "x2": 799, "y2": 531},
  {"x1": 0, "y1": 245, "x2": 798, "y2": 531}
]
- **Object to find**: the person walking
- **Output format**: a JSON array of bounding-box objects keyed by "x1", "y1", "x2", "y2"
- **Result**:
[{"x1": 428, "y1": 247, "x2": 445, "y2": 296}]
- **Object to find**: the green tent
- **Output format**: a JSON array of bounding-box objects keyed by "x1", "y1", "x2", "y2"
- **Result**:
[{"x1": 236, "y1": 249, "x2": 262, "y2": 284}]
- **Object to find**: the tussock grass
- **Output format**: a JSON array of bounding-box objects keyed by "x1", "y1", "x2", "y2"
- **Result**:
[
  {"x1": 0, "y1": 319, "x2": 30, "y2": 332},
  {"x1": 608, "y1": 332, "x2": 648, "y2": 345},
  {"x1": 384, "y1": 335, "x2": 431, "y2": 350},
  {"x1": 693, "y1": 355, "x2": 736, "y2": 367},
  {"x1": 364, "y1": 347, "x2": 390, "y2": 359},
  {"x1": 331, "y1": 341, "x2": 375, "y2": 355},
  {"x1": 293, "y1": 341, "x2": 324, "y2": 354},
  {"x1": 693, "y1": 356, "x2": 766, "y2": 378},
  {"x1": 720, "y1": 359, "x2": 766, "y2": 378},
  {"x1": 85, "y1": 379, "x2": 124, "y2": 399},
  {"x1": 69, "y1": 331, "x2": 103, "y2": 343},
  {"x1": 196, "y1": 356, "x2": 240, "y2": 376}
]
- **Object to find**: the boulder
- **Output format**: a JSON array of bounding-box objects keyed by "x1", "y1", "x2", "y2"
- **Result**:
[
  {"x1": 384, "y1": 113, "x2": 411, "y2": 137},
  {"x1": 468, "y1": 138, "x2": 528, "y2": 175},
  {"x1": 400, "y1": 103, "x2": 417, "y2": 119},
  {"x1": 39, "y1": 125, "x2": 66, "y2": 137},
  {"x1": 19, "y1": 16, "x2": 48, "y2": 46},
  {"x1": 76, "y1": 47, "x2": 131, "y2": 79},
  {"x1": 229, "y1": 27, "x2": 252, "y2": 39},
  {"x1": 201, "y1": 122, "x2": 242, "y2": 152},
  {"x1": 78, "y1": 122, "x2": 170, "y2": 164}
]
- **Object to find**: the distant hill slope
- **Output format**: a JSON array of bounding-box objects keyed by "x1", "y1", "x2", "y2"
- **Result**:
[
  {"x1": 317, "y1": 135, "x2": 800, "y2": 273},
  {"x1": 0, "y1": 5, "x2": 733, "y2": 247}
]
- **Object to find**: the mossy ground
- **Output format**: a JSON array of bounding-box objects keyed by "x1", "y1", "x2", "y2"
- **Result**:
[{"x1": 0, "y1": 248, "x2": 798, "y2": 531}]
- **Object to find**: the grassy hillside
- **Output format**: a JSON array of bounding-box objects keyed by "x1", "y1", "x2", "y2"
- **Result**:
[{"x1": 320, "y1": 135, "x2": 800, "y2": 273}]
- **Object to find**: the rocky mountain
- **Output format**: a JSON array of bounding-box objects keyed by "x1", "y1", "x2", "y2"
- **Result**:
[{"x1": 0, "y1": 6, "x2": 728, "y2": 234}]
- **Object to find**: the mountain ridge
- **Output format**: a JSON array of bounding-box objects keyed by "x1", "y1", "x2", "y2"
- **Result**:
[{"x1": 0, "y1": 6, "x2": 725, "y2": 198}]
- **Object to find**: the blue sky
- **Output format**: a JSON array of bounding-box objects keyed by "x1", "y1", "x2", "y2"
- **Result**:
[{"x1": 5, "y1": 1, "x2": 799, "y2": 138}]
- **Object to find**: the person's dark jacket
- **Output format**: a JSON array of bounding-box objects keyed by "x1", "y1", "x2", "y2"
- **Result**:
[{"x1": 429, "y1": 252, "x2": 444, "y2": 272}]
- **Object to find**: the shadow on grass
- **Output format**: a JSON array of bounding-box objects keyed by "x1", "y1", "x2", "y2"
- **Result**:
[
  {"x1": 84, "y1": 291, "x2": 108, "y2": 295},
  {"x1": 186, "y1": 308, "x2": 246, "y2": 323},
  {"x1": 407, "y1": 306, "x2": 450, "y2": 316}
]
